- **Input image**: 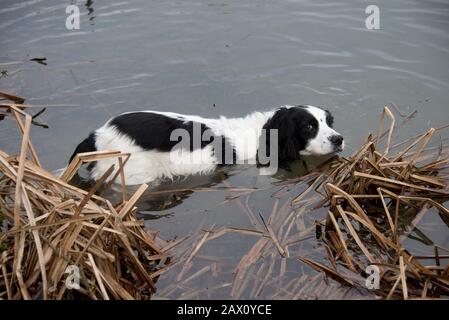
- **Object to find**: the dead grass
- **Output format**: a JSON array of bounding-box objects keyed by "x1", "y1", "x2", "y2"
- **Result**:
[
  {"x1": 0, "y1": 98, "x2": 176, "y2": 299},
  {"x1": 302, "y1": 106, "x2": 449, "y2": 299}
]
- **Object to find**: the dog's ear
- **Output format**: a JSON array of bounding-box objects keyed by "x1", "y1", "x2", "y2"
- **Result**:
[{"x1": 262, "y1": 108, "x2": 300, "y2": 162}]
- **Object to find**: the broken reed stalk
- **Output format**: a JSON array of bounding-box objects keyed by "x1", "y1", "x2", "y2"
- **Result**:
[
  {"x1": 0, "y1": 103, "x2": 171, "y2": 299},
  {"x1": 300, "y1": 105, "x2": 449, "y2": 299}
]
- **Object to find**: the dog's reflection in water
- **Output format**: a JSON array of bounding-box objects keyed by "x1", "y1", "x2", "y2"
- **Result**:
[
  {"x1": 134, "y1": 169, "x2": 235, "y2": 219},
  {"x1": 271, "y1": 154, "x2": 339, "y2": 180}
]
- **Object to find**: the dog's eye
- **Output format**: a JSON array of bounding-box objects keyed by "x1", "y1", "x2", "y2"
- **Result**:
[{"x1": 306, "y1": 124, "x2": 314, "y2": 131}]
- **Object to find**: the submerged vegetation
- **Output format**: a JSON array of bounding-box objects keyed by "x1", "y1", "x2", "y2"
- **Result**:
[{"x1": 1, "y1": 93, "x2": 448, "y2": 299}]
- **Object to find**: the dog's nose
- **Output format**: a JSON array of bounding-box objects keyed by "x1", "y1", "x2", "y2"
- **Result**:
[{"x1": 330, "y1": 135, "x2": 344, "y2": 146}]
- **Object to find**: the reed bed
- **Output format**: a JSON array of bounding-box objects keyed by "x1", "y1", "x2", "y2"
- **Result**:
[
  {"x1": 298, "y1": 106, "x2": 449, "y2": 299},
  {"x1": 0, "y1": 101, "x2": 173, "y2": 299}
]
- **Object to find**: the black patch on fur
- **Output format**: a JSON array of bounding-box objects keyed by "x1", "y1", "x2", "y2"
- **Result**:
[
  {"x1": 109, "y1": 112, "x2": 237, "y2": 164},
  {"x1": 69, "y1": 132, "x2": 97, "y2": 165},
  {"x1": 110, "y1": 112, "x2": 212, "y2": 151},
  {"x1": 257, "y1": 107, "x2": 319, "y2": 169}
]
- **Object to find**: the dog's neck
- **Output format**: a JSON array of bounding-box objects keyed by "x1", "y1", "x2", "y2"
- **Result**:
[{"x1": 207, "y1": 110, "x2": 276, "y2": 161}]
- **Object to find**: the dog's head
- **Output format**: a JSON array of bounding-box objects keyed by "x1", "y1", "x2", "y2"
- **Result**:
[{"x1": 262, "y1": 105, "x2": 344, "y2": 162}]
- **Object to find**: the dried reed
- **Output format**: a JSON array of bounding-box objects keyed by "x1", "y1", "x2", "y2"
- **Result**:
[
  {"x1": 0, "y1": 99, "x2": 174, "y2": 300},
  {"x1": 301, "y1": 106, "x2": 449, "y2": 299}
]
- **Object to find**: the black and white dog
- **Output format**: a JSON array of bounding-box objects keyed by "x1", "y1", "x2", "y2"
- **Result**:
[{"x1": 70, "y1": 105, "x2": 344, "y2": 185}]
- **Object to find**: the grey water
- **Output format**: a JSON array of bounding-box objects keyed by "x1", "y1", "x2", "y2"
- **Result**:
[{"x1": 1, "y1": 0, "x2": 449, "y2": 299}]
